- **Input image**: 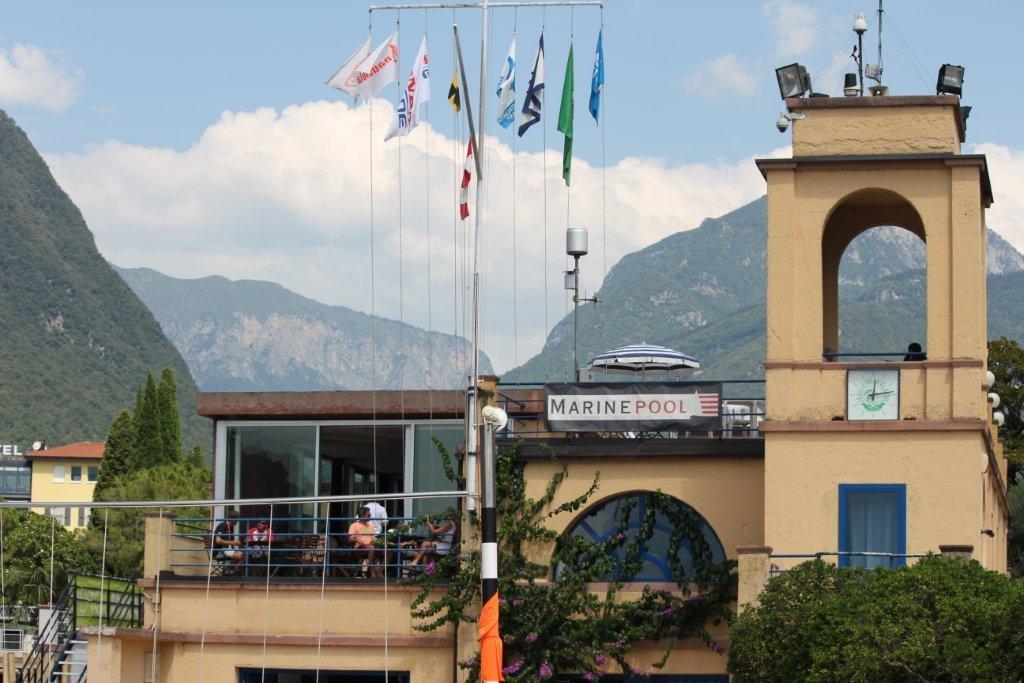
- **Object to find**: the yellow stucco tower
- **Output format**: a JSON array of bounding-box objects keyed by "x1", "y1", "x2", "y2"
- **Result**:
[{"x1": 756, "y1": 95, "x2": 1008, "y2": 572}]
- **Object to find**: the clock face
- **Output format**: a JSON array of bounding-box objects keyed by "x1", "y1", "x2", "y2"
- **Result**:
[{"x1": 847, "y1": 369, "x2": 900, "y2": 420}]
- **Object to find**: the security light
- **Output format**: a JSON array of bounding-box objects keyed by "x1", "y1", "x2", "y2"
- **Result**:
[
  {"x1": 936, "y1": 64, "x2": 965, "y2": 96},
  {"x1": 775, "y1": 63, "x2": 811, "y2": 99}
]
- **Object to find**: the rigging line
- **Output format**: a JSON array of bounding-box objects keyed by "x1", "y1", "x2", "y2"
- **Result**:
[
  {"x1": 398, "y1": 10, "x2": 406, "y2": 449},
  {"x1": 196, "y1": 505, "x2": 217, "y2": 682},
  {"x1": 98, "y1": 508, "x2": 110, "y2": 655},
  {"x1": 150, "y1": 507, "x2": 164, "y2": 683},
  {"x1": 885, "y1": 16, "x2": 932, "y2": 88},
  {"x1": 259, "y1": 504, "x2": 275, "y2": 683},
  {"x1": 542, "y1": 6, "x2": 550, "y2": 382},
  {"x1": 425, "y1": 7, "x2": 434, "y2": 425},
  {"x1": 511, "y1": 8, "x2": 519, "y2": 370},
  {"x1": 369, "y1": 12, "x2": 380, "y2": 520},
  {"x1": 809, "y1": 33, "x2": 856, "y2": 91},
  {"x1": 314, "y1": 507, "x2": 331, "y2": 683},
  {"x1": 49, "y1": 513, "x2": 55, "y2": 604}
]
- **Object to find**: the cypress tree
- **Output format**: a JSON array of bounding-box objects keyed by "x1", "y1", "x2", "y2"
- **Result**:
[
  {"x1": 185, "y1": 444, "x2": 205, "y2": 469},
  {"x1": 157, "y1": 367, "x2": 181, "y2": 462},
  {"x1": 134, "y1": 372, "x2": 161, "y2": 468},
  {"x1": 92, "y1": 410, "x2": 135, "y2": 503}
]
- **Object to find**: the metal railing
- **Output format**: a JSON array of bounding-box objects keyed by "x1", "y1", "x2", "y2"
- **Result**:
[
  {"x1": 171, "y1": 515, "x2": 460, "y2": 580},
  {"x1": 769, "y1": 551, "x2": 930, "y2": 576},
  {"x1": 821, "y1": 351, "x2": 926, "y2": 361}
]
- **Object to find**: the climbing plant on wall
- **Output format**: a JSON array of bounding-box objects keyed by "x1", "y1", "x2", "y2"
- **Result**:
[{"x1": 404, "y1": 441, "x2": 736, "y2": 680}]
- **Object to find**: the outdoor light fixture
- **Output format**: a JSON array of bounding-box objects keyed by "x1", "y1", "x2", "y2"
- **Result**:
[
  {"x1": 775, "y1": 111, "x2": 806, "y2": 133},
  {"x1": 565, "y1": 228, "x2": 599, "y2": 382},
  {"x1": 775, "y1": 63, "x2": 811, "y2": 99},
  {"x1": 843, "y1": 73, "x2": 859, "y2": 97},
  {"x1": 936, "y1": 64, "x2": 965, "y2": 96},
  {"x1": 994, "y1": 411, "x2": 1006, "y2": 428},
  {"x1": 988, "y1": 392, "x2": 1001, "y2": 409}
]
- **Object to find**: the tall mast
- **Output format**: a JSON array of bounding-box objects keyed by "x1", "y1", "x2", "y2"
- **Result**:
[{"x1": 877, "y1": 0, "x2": 883, "y2": 83}]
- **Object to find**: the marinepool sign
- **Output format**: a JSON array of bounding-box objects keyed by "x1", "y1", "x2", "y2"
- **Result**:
[{"x1": 545, "y1": 382, "x2": 722, "y2": 432}]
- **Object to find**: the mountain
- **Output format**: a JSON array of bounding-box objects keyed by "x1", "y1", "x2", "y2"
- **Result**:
[
  {"x1": 0, "y1": 110, "x2": 204, "y2": 448},
  {"x1": 115, "y1": 267, "x2": 492, "y2": 392},
  {"x1": 505, "y1": 196, "x2": 1024, "y2": 383}
]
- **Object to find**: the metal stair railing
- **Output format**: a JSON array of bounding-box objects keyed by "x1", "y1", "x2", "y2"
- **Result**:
[{"x1": 16, "y1": 579, "x2": 76, "y2": 683}]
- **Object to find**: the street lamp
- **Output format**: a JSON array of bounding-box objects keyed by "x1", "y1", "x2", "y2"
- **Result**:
[{"x1": 565, "y1": 228, "x2": 599, "y2": 382}]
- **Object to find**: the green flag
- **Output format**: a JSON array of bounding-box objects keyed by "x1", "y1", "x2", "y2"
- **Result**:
[{"x1": 557, "y1": 42, "x2": 574, "y2": 186}]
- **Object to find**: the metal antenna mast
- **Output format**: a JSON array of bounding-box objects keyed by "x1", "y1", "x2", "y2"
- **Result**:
[{"x1": 877, "y1": 0, "x2": 884, "y2": 84}]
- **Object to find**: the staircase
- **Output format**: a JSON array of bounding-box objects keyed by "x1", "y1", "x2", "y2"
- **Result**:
[{"x1": 16, "y1": 574, "x2": 142, "y2": 683}]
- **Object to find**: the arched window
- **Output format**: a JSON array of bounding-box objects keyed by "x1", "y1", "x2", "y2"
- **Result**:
[{"x1": 557, "y1": 492, "x2": 726, "y2": 583}]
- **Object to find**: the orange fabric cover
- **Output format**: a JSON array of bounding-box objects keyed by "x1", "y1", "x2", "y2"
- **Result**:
[{"x1": 478, "y1": 592, "x2": 504, "y2": 681}]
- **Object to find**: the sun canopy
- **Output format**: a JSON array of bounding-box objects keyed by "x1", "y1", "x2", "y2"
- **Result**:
[{"x1": 587, "y1": 344, "x2": 700, "y2": 378}]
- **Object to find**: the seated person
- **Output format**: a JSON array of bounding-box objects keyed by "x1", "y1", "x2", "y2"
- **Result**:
[
  {"x1": 245, "y1": 518, "x2": 275, "y2": 563},
  {"x1": 407, "y1": 508, "x2": 458, "y2": 568},
  {"x1": 348, "y1": 507, "x2": 379, "y2": 577},
  {"x1": 903, "y1": 342, "x2": 926, "y2": 361},
  {"x1": 213, "y1": 510, "x2": 244, "y2": 566}
]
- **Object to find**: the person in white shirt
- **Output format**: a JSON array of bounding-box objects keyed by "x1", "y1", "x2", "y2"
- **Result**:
[{"x1": 363, "y1": 501, "x2": 388, "y2": 536}]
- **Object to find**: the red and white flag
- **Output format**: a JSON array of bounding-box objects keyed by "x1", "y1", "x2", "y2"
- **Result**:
[{"x1": 459, "y1": 141, "x2": 473, "y2": 220}]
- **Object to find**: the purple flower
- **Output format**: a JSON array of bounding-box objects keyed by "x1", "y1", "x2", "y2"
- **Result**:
[
  {"x1": 661, "y1": 606, "x2": 678, "y2": 616},
  {"x1": 616, "y1": 532, "x2": 627, "y2": 541},
  {"x1": 539, "y1": 662, "x2": 553, "y2": 679},
  {"x1": 502, "y1": 660, "x2": 524, "y2": 675},
  {"x1": 594, "y1": 654, "x2": 608, "y2": 666},
  {"x1": 583, "y1": 673, "x2": 598, "y2": 681},
  {"x1": 525, "y1": 632, "x2": 538, "y2": 643},
  {"x1": 708, "y1": 639, "x2": 725, "y2": 654},
  {"x1": 459, "y1": 657, "x2": 476, "y2": 667},
  {"x1": 424, "y1": 562, "x2": 437, "y2": 574}
]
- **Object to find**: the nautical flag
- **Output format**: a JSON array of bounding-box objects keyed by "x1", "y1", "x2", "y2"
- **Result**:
[
  {"x1": 517, "y1": 34, "x2": 544, "y2": 137},
  {"x1": 459, "y1": 141, "x2": 473, "y2": 220},
  {"x1": 589, "y1": 30, "x2": 604, "y2": 123},
  {"x1": 448, "y1": 72, "x2": 461, "y2": 112},
  {"x1": 386, "y1": 37, "x2": 431, "y2": 141},
  {"x1": 352, "y1": 31, "x2": 400, "y2": 100},
  {"x1": 496, "y1": 39, "x2": 516, "y2": 129},
  {"x1": 557, "y1": 42, "x2": 574, "y2": 185},
  {"x1": 326, "y1": 35, "x2": 372, "y2": 99}
]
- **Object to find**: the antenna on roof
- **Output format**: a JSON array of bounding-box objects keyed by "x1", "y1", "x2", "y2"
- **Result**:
[{"x1": 865, "y1": 1, "x2": 888, "y2": 95}]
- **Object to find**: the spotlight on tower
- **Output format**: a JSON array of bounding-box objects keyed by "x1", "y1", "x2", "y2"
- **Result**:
[
  {"x1": 936, "y1": 64, "x2": 965, "y2": 96},
  {"x1": 775, "y1": 63, "x2": 811, "y2": 99}
]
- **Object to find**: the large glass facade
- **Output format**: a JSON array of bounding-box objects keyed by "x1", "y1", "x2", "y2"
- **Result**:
[
  {"x1": 0, "y1": 464, "x2": 30, "y2": 498},
  {"x1": 220, "y1": 421, "x2": 463, "y2": 528}
]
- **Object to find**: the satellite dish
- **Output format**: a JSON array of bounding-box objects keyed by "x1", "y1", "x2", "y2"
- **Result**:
[
  {"x1": 481, "y1": 406, "x2": 509, "y2": 432},
  {"x1": 31, "y1": 440, "x2": 44, "y2": 451}
]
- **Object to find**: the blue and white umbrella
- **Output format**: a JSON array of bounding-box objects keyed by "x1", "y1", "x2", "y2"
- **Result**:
[{"x1": 586, "y1": 344, "x2": 700, "y2": 378}]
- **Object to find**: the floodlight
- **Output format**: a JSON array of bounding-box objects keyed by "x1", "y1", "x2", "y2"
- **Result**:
[
  {"x1": 775, "y1": 63, "x2": 811, "y2": 99},
  {"x1": 936, "y1": 64, "x2": 965, "y2": 96}
]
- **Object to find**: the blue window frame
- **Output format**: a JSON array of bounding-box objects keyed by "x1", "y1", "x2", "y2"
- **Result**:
[
  {"x1": 557, "y1": 492, "x2": 726, "y2": 582},
  {"x1": 838, "y1": 484, "x2": 906, "y2": 568}
]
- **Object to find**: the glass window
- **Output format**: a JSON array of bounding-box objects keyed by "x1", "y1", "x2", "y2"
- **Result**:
[
  {"x1": 78, "y1": 507, "x2": 90, "y2": 527},
  {"x1": 226, "y1": 425, "x2": 317, "y2": 529},
  {"x1": 412, "y1": 425, "x2": 462, "y2": 518},
  {"x1": 839, "y1": 484, "x2": 906, "y2": 568},
  {"x1": 319, "y1": 425, "x2": 404, "y2": 521},
  {"x1": 52, "y1": 466, "x2": 65, "y2": 483},
  {"x1": 558, "y1": 492, "x2": 726, "y2": 583},
  {"x1": 70, "y1": 466, "x2": 82, "y2": 483},
  {"x1": 87, "y1": 466, "x2": 99, "y2": 483}
]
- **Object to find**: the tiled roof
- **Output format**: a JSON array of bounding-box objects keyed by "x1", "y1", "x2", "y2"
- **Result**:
[{"x1": 26, "y1": 441, "x2": 105, "y2": 460}]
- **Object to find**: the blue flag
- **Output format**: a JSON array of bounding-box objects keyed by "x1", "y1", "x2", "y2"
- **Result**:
[
  {"x1": 496, "y1": 39, "x2": 516, "y2": 129},
  {"x1": 589, "y1": 30, "x2": 604, "y2": 123},
  {"x1": 517, "y1": 33, "x2": 544, "y2": 137}
]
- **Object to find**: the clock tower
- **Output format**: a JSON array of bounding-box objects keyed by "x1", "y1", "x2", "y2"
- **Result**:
[{"x1": 755, "y1": 95, "x2": 1008, "y2": 571}]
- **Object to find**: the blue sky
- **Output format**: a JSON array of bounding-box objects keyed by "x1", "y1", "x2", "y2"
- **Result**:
[{"x1": 3, "y1": 0, "x2": 1024, "y2": 372}]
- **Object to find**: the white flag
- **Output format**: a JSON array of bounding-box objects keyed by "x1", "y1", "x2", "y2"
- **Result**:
[
  {"x1": 386, "y1": 37, "x2": 431, "y2": 141},
  {"x1": 326, "y1": 35, "x2": 372, "y2": 99},
  {"x1": 353, "y1": 31, "x2": 400, "y2": 100},
  {"x1": 496, "y1": 39, "x2": 516, "y2": 129}
]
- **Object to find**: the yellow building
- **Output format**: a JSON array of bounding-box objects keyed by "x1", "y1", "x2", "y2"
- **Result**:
[
  {"x1": 80, "y1": 96, "x2": 1008, "y2": 682},
  {"x1": 28, "y1": 441, "x2": 104, "y2": 531}
]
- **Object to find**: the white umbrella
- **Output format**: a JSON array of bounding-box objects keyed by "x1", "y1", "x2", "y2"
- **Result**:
[{"x1": 586, "y1": 344, "x2": 700, "y2": 380}]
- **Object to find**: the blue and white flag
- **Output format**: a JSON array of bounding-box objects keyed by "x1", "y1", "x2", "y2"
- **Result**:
[
  {"x1": 386, "y1": 37, "x2": 431, "y2": 141},
  {"x1": 589, "y1": 30, "x2": 604, "y2": 123},
  {"x1": 517, "y1": 33, "x2": 544, "y2": 137},
  {"x1": 496, "y1": 39, "x2": 516, "y2": 129}
]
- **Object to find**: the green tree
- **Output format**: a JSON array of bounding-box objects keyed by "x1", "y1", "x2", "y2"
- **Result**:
[
  {"x1": 1010, "y1": 483, "x2": 1024, "y2": 578},
  {"x1": 92, "y1": 410, "x2": 135, "y2": 504},
  {"x1": 133, "y1": 372, "x2": 161, "y2": 469},
  {"x1": 157, "y1": 367, "x2": 181, "y2": 462},
  {"x1": 728, "y1": 556, "x2": 1024, "y2": 681},
  {"x1": 185, "y1": 443, "x2": 205, "y2": 468},
  {"x1": 988, "y1": 337, "x2": 1024, "y2": 481},
  {"x1": 0, "y1": 509, "x2": 95, "y2": 610},
  {"x1": 84, "y1": 459, "x2": 211, "y2": 577},
  {"x1": 408, "y1": 442, "x2": 734, "y2": 680}
]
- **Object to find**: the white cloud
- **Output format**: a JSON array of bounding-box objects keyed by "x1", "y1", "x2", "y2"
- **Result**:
[
  {"x1": 683, "y1": 54, "x2": 760, "y2": 99},
  {"x1": 0, "y1": 43, "x2": 82, "y2": 112},
  {"x1": 46, "y1": 100, "x2": 779, "y2": 373},
  {"x1": 973, "y1": 142, "x2": 1024, "y2": 254},
  {"x1": 763, "y1": 0, "x2": 822, "y2": 58}
]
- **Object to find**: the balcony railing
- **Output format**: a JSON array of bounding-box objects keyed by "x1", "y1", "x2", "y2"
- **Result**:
[
  {"x1": 769, "y1": 551, "x2": 930, "y2": 576},
  {"x1": 170, "y1": 516, "x2": 458, "y2": 580}
]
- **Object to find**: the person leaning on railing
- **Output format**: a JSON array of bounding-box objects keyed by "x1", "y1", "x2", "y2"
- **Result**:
[{"x1": 348, "y1": 507, "x2": 379, "y2": 578}]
